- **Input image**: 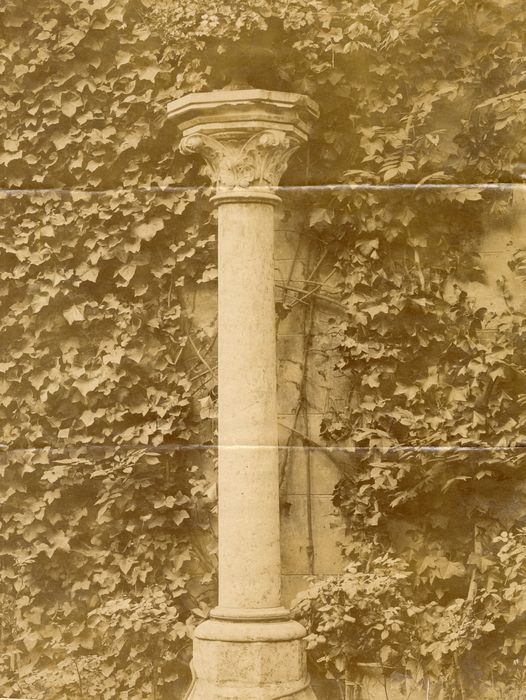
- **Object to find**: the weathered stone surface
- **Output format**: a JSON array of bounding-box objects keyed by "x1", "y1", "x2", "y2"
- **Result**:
[
  {"x1": 185, "y1": 620, "x2": 316, "y2": 699},
  {"x1": 168, "y1": 89, "x2": 319, "y2": 191},
  {"x1": 169, "y1": 89, "x2": 318, "y2": 699}
]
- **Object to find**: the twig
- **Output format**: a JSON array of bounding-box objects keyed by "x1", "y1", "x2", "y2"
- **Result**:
[
  {"x1": 293, "y1": 277, "x2": 340, "y2": 291},
  {"x1": 191, "y1": 364, "x2": 218, "y2": 382},
  {"x1": 453, "y1": 651, "x2": 466, "y2": 700},
  {"x1": 289, "y1": 267, "x2": 338, "y2": 309},
  {"x1": 188, "y1": 333, "x2": 216, "y2": 378},
  {"x1": 278, "y1": 422, "x2": 324, "y2": 448},
  {"x1": 282, "y1": 233, "x2": 303, "y2": 312},
  {"x1": 303, "y1": 299, "x2": 316, "y2": 575},
  {"x1": 73, "y1": 658, "x2": 85, "y2": 699},
  {"x1": 188, "y1": 330, "x2": 218, "y2": 374},
  {"x1": 278, "y1": 422, "x2": 352, "y2": 469},
  {"x1": 275, "y1": 282, "x2": 346, "y2": 310}
]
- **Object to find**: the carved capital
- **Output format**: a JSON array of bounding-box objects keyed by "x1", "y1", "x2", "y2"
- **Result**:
[
  {"x1": 180, "y1": 129, "x2": 301, "y2": 188},
  {"x1": 167, "y1": 89, "x2": 319, "y2": 192}
]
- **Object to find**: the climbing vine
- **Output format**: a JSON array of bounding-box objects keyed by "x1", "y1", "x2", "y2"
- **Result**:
[
  {"x1": 297, "y1": 188, "x2": 526, "y2": 696},
  {"x1": 1, "y1": 0, "x2": 526, "y2": 697}
]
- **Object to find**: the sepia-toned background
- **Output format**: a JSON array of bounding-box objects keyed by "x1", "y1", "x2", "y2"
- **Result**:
[{"x1": 1, "y1": 1, "x2": 526, "y2": 698}]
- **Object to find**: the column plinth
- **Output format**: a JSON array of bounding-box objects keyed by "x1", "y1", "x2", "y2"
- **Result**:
[{"x1": 168, "y1": 89, "x2": 318, "y2": 700}]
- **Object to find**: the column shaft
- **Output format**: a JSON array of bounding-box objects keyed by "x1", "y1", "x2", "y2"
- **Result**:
[{"x1": 216, "y1": 197, "x2": 282, "y2": 615}]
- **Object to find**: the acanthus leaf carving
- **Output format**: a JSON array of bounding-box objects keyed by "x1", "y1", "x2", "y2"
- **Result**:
[{"x1": 179, "y1": 129, "x2": 301, "y2": 188}]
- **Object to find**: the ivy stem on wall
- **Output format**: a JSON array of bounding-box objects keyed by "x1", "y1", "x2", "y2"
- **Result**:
[
  {"x1": 303, "y1": 298, "x2": 316, "y2": 575},
  {"x1": 73, "y1": 658, "x2": 85, "y2": 699},
  {"x1": 275, "y1": 225, "x2": 319, "y2": 573}
]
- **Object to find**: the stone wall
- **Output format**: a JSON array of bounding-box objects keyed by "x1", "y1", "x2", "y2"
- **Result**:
[{"x1": 274, "y1": 201, "x2": 348, "y2": 606}]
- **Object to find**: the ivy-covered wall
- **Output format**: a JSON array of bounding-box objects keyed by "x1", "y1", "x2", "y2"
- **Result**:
[
  {"x1": 1, "y1": 0, "x2": 526, "y2": 698},
  {"x1": 0, "y1": 2, "x2": 219, "y2": 696}
]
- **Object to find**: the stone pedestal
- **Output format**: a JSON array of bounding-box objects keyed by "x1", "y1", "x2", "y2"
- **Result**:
[
  {"x1": 167, "y1": 90, "x2": 318, "y2": 699},
  {"x1": 188, "y1": 619, "x2": 315, "y2": 700}
]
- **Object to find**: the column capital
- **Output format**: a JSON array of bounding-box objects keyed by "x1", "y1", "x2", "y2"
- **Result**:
[{"x1": 168, "y1": 89, "x2": 318, "y2": 192}]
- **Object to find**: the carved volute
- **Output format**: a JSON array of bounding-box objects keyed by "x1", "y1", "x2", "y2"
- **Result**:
[{"x1": 167, "y1": 89, "x2": 319, "y2": 192}]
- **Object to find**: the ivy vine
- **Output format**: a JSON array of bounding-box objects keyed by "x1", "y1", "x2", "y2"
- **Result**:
[{"x1": 1, "y1": 0, "x2": 526, "y2": 697}]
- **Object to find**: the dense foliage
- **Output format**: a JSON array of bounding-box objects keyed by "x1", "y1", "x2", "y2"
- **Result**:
[
  {"x1": 0, "y1": 2, "x2": 219, "y2": 695},
  {"x1": 1, "y1": 0, "x2": 525, "y2": 697},
  {"x1": 0, "y1": 191, "x2": 218, "y2": 697}
]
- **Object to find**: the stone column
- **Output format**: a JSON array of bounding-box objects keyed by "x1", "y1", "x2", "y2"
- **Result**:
[
  {"x1": 215, "y1": 188, "x2": 284, "y2": 618},
  {"x1": 168, "y1": 90, "x2": 318, "y2": 699}
]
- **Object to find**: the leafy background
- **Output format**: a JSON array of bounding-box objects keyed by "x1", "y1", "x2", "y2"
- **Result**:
[{"x1": 1, "y1": 0, "x2": 526, "y2": 698}]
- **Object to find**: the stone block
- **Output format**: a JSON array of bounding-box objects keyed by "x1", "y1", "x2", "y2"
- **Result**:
[
  {"x1": 309, "y1": 329, "x2": 338, "y2": 354},
  {"x1": 274, "y1": 235, "x2": 311, "y2": 264},
  {"x1": 274, "y1": 204, "x2": 306, "y2": 233},
  {"x1": 277, "y1": 334, "x2": 305, "y2": 374},
  {"x1": 187, "y1": 621, "x2": 317, "y2": 699},
  {"x1": 276, "y1": 304, "x2": 308, "y2": 335},
  {"x1": 277, "y1": 358, "x2": 303, "y2": 415},
  {"x1": 281, "y1": 494, "x2": 311, "y2": 575},
  {"x1": 310, "y1": 450, "x2": 341, "y2": 496},
  {"x1": 281, "y1": 574, "x2": 313, "y2": 606},
  {"x1": 278, "y1": 413, "x2": 297, "y2": 444},
  {"x1": 306, "y1": 413, "x2": 324, "y2": 441},
  {"x1": 280, "y1": 493, "x2": 347, "y2": 576},
  {"x1": 275, "y1": 257, "x2": 308, "y2": 286},
  {"x1": 281, "y1": 442, "x2": 309, "y2": 495},
  {"x1": 195, "y1": 640, "x2": 303, "y2": 685},
  {"x1": 312, "y1": 496, "x2": 346, "y2": 575},
  {"x1": 280, "y1": 441, "x2": 341, "y2": 497},
  {"x1": 303, "y1": 372, "x2": 330, "y2": 415}
]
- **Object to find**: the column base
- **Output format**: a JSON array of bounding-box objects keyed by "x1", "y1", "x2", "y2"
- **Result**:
[
  {"x1": 183, "y1": 618, "x2": 316, "y2": 700},
  {"x1": 211, "y1": 605, "x2": 290, "y2": 621}
]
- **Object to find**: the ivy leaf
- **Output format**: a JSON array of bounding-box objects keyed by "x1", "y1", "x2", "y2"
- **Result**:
[
  {"x1": 117, "y1": 263, "x2": 137, "y2": 283},
  {"x1": 63, "y1": 304, "x2": 85, "y2": 324},
  {"x1": 132, "y1": 217, "x2": 164, "y2": 241}
]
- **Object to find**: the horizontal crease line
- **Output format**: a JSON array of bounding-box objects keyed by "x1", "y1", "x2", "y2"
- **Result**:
[
  {"x1": 1, "y1": 444, "x2": 525, "y2": 455},
  {"x1": 0, "y1": 183, "x2": 525, "y2": 196}
]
